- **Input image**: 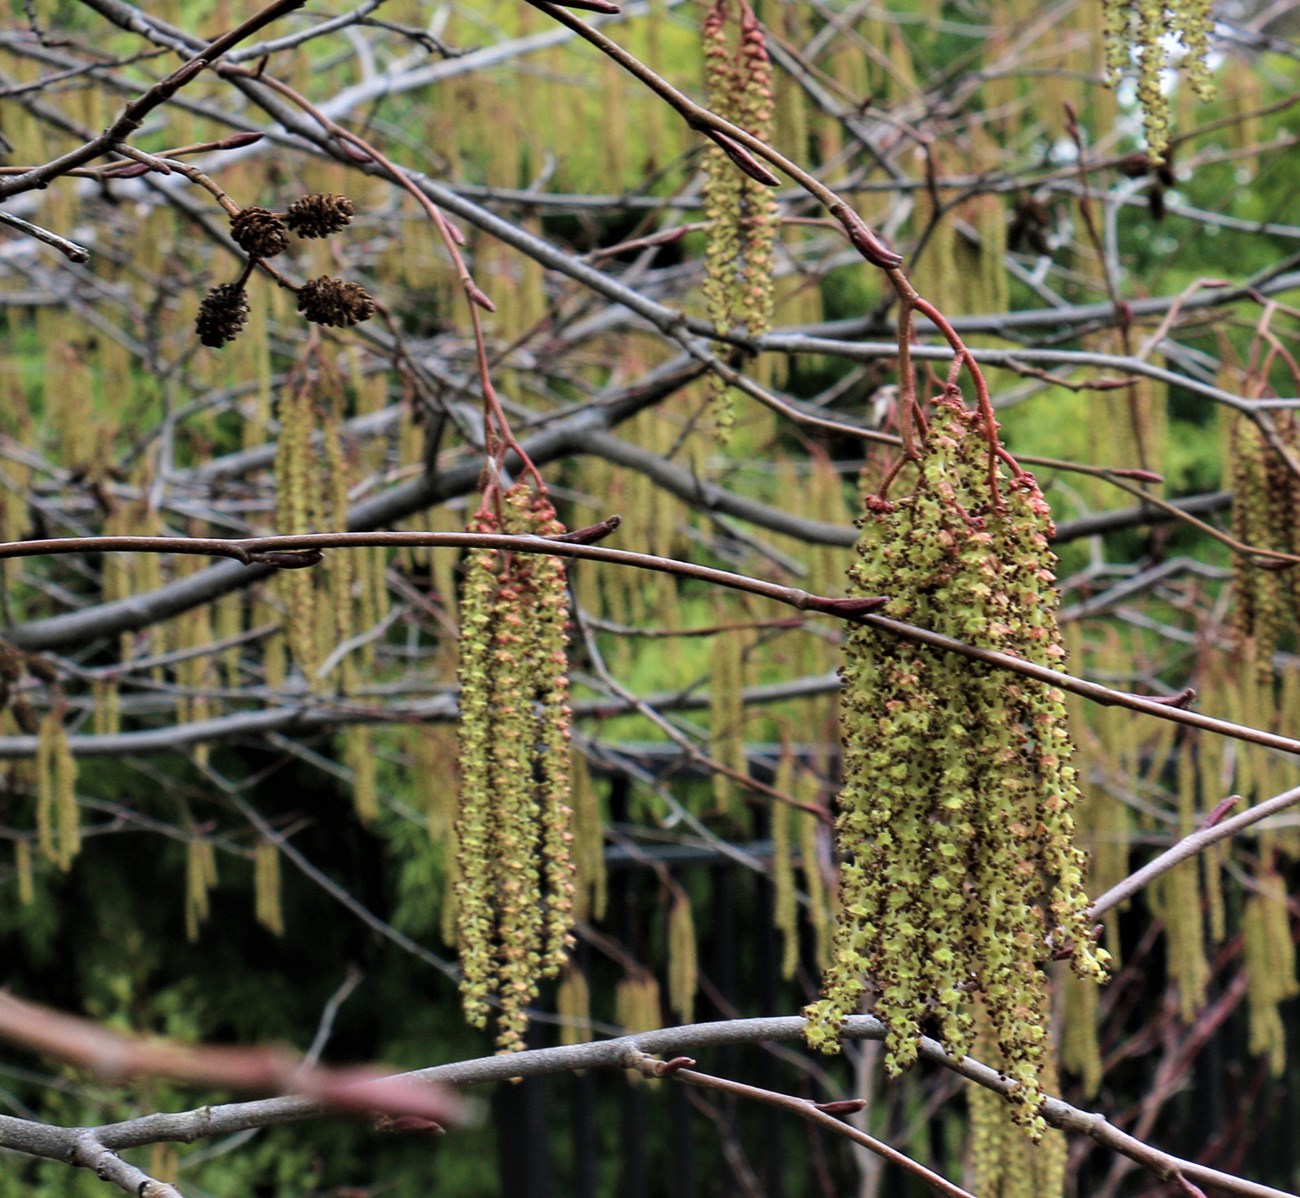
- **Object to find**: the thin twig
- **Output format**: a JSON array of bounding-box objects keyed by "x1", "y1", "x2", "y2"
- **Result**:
[
  {"x1": 1, "y1": 531, "x2": 1295, "y2": 754},
  {"x1": 628, "y1": 1054, "x2": 976, "y2": 1198}
]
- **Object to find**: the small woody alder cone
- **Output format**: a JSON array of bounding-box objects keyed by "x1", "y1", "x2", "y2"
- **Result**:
[
  {"x1": 297, "y1": 277, "x2": 376, "y2": 328},
  {"x1": 195, "y1": 283, "x2": 250, "y2": 348},
  {"x1": 285, "y1": 194, "x2": 355, "y2": 239},
  {"x1": 230, "y1": 207, "x2": 289, "y2": 259}
]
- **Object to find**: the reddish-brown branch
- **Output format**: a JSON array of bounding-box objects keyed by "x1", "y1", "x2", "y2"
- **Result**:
[
  {"x1": 625, "y1": 1053, "x2": 976, "y2": 1198},
  {"x1": 0, "y1": 993, "x2": 463, "y2": 1127}
]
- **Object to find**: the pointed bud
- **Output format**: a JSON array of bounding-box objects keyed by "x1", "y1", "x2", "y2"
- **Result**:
[
  {"x1": 832, "y1": 205, "x2": 903, "y2": 269},
  {"x1": 705, "y1": 130, "x2": 780, "y2": 186}
]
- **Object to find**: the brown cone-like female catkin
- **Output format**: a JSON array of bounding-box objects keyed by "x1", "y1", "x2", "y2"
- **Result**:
[
  {"x1": 297, "y1": 277, "x2": 376, "y2": 328},
  {"x1": 285, "y1": 194, "x2": 356, "y2": 238},
  {"x1": 196, "y1": 283, "x2": 250, "y2": 348},
  {"x1": 230, "y1": 206, "x2": 290, "y2": 258}
]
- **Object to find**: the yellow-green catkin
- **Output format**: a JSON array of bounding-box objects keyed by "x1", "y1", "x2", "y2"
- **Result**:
[
  {"x1": 37, "y1": 709, "x2": 79, "y2": 870},
  {"x1": 772, "y1": 753, "x2": 800, "y2": 980},
  {"x1": 796, "y1": 775, "x2": 833, "y2": 973},
  {"x1": 805, "y1": 398, "x2": 1108, "y2": 1135},
  {"x1": 1059, "y1": 966, "x2": 1103, "y2": 1099},
  {"x1": 91, "y1": 677, "x2": 120, "y2": 737},
  {"x1": 147, "y1": 1143, "x2": 178, "y2": 1188},
  {"x1": 1101, "y1": 0, "x2": 1215, "y2": 161},
  {"x1": 702, "y1": 0, "x2": 742, "y2": 429},
  {"x1": 319, "y1": 381, "x2": 357, "y2": 694},
  {"x1": 35, "y1": 715, "x2": 56, "y2": 864},
  {"x1": 185, "y1": 838, "x2": 218, "y2": 943},
  {"x1": 418, "y1": 724, "x2": 460, "y2": 846},
  {"x1": 54, "y1": 722, "x2": 78, "y2": 868},
  {"x1": 914, "y1": 170, "x2": 958, "y2": 310},
  {"x1": 15, "y1": 839, "x2": 34, "y2": 905},
  {"x1": 667, "y1": 893, "x2": 698, "y2": 1022},
  {"x1": 1202, "y1": 830, "x2": 1228, "y2": 946},
  {"x1": 1230, "y1": 413, "x2": 1300, "y2": 684},
  {"x1": 571, "y1": 751, "x2": 607, "y2": 923},
  {"x1": 708, "y1": 628, "x2": 747, "y2": 817},
  {"x1": 440, "y1": 819, "x2": 461, "y2": 951},
  {"x1": 1242, "y1": 863, "x2": 1299, "y2": 1076},
  {"x1": 1070, "y1": 639, "x2": 1129, "y2": 966},
  {"x1": 616, "y1": 973, "x2": 662, "y2": 1034},
  {"x1": 273, "y1": 379, "x2": 322, "y2": 685},
  {"x1": 453, "y1": 483, "x2": 577, "y2": 1052},
  {"x1": 345, "y1": 724, "x2": 379, "y2": 825},
  {"x1": 254, "y1": 839, "x2": 284, "y2": 936},
  {"x1": 557, "y1": 966, "x2": 593, "y2": 1047},
  {"x1": 255, "y1": 587, "x2": 288, "y2": 693},
  {"x1": 170, "y1": 552, "x2": 214, "y2": 768},
  {"x1": 215, "y1": 590, "x2": 244, "y2": 689},
  {"x1": 969, "y1": 1001, "x2": 1068, "y2": 1197},
  {"x1": 1152, "y1": 739, "x2": 1209, "y2": 1021},
  {"x1": 454, "y1": 536, "x2": 500, "y2": 1033},
  {"x1": 700, "y1": 0, "x2": 779, "y2": 440}
]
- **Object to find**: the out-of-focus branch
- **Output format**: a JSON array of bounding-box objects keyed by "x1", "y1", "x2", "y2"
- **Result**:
[{"x1": 0, "y1": 991, "x2": 464, "y2": 1127}]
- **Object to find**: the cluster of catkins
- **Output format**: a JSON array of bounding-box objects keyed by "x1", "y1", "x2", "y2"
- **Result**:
[
  {"x1": 196, "y1": 193, "x2": 375, "y2": 348},
  {"x1": 803, "y1": 398, "x2": 1109, "y2": 1133},
  {"x1": 455, "y1": 483, "x2": 576, "y2": 1052},
  {"x1": 1101, "y1": 0, "x2": 1214, "y2": 162}
]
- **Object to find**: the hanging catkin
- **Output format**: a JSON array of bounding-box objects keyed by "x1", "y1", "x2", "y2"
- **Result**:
[
  {"x1": 185, "y1": 838, "x2": 218, "y2": 943},
  {"x1": 796, "y1": 774, "x2": 833, "y2": 972},
  {"x1": 273, "y1": 378, "x2": 322, "y2": 684},
  {"x1": 700, "y1": 0, "x2": 779, "y2": 439},
  {"x1": 344, "y1": 724, "x2": 379, "y2": 825},
  {"x1": 1101, "y1": 0, "x2": 1214, "y2": 160},
  {"x1": 708, "y1": 627, "x2": 747, "y2": 817},
  {"x1": 570, "y1": 750, "x2": 607, "y2": 923},
  {"x1": 1229, "y1": 412, "x2": 1300, "y2": 684},
  {"x1": 667, "y1": 893, "x2": 699, "y2": 1022},
  {"x1": 454, "y1": 483, "x2": 577, "y2": 1051},
  {"x1": 1158, "y1": 738, "x2": 1209, "y2": 1021},
  {"x1": 968, "y1": 999, "x2": 1068, "y2": 1197},
  {"x1": 14, "y1": 840, "x2": 33, "y2": 906},
  {"x1": 36, "y1": 706, "x2": 79, "y2": 871},
  {"x1": 254, "y1": 839, "x2": 284, "y2": 936},
  {"x1": 1242, "y1": 862, "x2": 1299, "y2": 1076},
  {"x1": 557, "y1": 965, "x2": 592, "y2": 1047},
  {"x1": 616, "y1": 973, "x2": 662, "y2": 1035},
  {"x1": 771, "y1": 751, "x2": 800, "y2": 980},
  {"x1": 1059, "y1": 966, "x2": 1102, "y2": 1098},
  {"x1": 804, "y1": 398, "x2": 1107, "y2": 1134}
]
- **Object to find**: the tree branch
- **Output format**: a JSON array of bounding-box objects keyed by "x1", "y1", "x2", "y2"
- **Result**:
[{"x1": 0, "y1": 1017, "x2": 1289, "y2": 1198}]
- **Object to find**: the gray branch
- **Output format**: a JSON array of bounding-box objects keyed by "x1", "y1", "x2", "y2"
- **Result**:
[{"x1": 0, "y1": 1016, "x2": 1288, "y2": 1198}]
